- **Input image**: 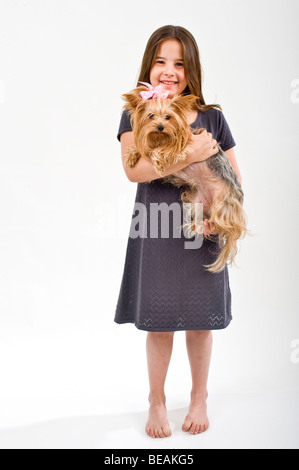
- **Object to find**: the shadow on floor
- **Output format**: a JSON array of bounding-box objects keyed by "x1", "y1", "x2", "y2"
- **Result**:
[{"x1": 0, "y1": 407, "x2": 190, "y2": 449}]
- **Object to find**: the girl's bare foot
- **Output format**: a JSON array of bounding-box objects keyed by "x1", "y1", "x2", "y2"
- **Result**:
[
  {"x1": 145, "y1": 400, "x2": 172, "y2": 438},
  {"x1": 182, "y1": 392, "x2": 209, "y2": 434}
]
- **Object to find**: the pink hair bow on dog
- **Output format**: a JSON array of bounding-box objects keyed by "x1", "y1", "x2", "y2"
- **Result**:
[{"x1": 138, "y1": 81, "x2": 170, "y2": 100}]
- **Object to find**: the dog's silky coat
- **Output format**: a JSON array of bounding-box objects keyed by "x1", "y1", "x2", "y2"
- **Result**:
[{"x1": 122, "y1": 85, "x2": 248, "y2": 273}]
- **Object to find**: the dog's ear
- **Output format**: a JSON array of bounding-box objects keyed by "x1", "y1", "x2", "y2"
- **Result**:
[
  {"x1": 171, "y1": 94, "x2": 199, "y2": 113},
  {"x1": 121, "y1": 86, "x2": 149, "y2": 113},
  {"x1": 121, "y1": 91, "x2": 141, "y2": 112}
]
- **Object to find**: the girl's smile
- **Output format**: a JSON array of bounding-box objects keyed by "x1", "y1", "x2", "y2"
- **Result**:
[{"x1": 160, "y1": 81, "x2": 178, "y2": 87}]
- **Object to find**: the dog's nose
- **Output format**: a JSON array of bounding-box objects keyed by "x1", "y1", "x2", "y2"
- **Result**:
[{"x1": 157, "y1": 125, "x2": 164, "y2": 132}]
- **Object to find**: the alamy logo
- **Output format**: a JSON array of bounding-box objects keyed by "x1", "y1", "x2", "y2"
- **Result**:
[
  {"x1": 290, "y1": 339, "x2": 299, "y2": 364},
  {"x1": 0, "y1": 80, "x2": 4, "y2": 104},
  {"x1": 129, "y1": 202, "x2": 204, "y2": 249},
  {"x1": 95, "y1": 199, "x2": 206, "y2": 249},
  {"x1": 290, "y1": 79, "x2": 299, "y2": 103}
]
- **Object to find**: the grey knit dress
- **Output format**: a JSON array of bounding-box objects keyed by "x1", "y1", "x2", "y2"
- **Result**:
[{"x1": 114, "y1": 107, "x2": 236, "y2": 332}]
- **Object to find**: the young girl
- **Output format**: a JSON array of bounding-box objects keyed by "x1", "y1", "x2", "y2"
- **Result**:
[{"x1": 115, "y1": 25, "x2": 242, "y2": 438}]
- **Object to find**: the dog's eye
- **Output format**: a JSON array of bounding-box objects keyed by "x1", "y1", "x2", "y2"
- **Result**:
[
  {"x1": 165, "y1": 115, "x2": 171, "y2": 120},
  {"x1": 149, "y1": 114, "x2": 155, "y2": 119}
]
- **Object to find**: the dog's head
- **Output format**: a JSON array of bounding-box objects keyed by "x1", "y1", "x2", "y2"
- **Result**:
[{"x1": 121, "y1": 85, "x2": 199, "y2": 156}]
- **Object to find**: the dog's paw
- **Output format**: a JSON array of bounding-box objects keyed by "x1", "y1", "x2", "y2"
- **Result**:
[
  {"x1": 125, "y1": 155, "x2": 138, "y2": 167},
  {"x1": 125, "y1": 146, "x2": 141, "y2": 168},
  {"x1": 154, "y1": 164, "x2": 165, "y2": 176},
  {"x1": 181, "y1": 191, "x2": 191, "y2": 203}
]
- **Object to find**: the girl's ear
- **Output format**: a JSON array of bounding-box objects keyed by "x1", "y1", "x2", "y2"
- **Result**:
[
  {"x1": 121, "y1": 86, "x2": 149, "y2": 112},
  {"x1": 171, "y1": 94, "x2": 199, "y2": 113}
]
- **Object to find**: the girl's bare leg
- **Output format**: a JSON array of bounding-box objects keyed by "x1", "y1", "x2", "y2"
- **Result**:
[
  {"x1": 182, "y1": 330, "x2": 212, "y2": 434},
  {"x1": 145, "y1": 331, "x2": 174, "y2": 438}
]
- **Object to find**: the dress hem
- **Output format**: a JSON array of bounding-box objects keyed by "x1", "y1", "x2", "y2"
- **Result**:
[{"x1": 114, "y1": 317, "x2": 232, "y2": 332}]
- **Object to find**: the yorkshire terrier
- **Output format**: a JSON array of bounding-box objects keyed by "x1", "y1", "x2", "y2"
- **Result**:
[{"x1": 121, "y1": 82, "x2": 248, "y2": 273}]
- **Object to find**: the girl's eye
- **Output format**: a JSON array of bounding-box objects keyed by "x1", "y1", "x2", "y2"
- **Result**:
[
  {"x1": 165, "y1": 115, "x2": 171, "y2": 120},
  {"x1": 156, "y1": 60, "x2": 183, "y2": 67},
  {"x1": 149, "y1": 114, "x2": 154, "y2": 119}
]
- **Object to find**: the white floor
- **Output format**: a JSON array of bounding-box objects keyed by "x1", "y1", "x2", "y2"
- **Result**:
[
  {"x1": 0, "y1": 391, "x2": 298, "y2": 449},
  {"x1": 0, "y1": 325, "x2": 298, "y2": 449}
]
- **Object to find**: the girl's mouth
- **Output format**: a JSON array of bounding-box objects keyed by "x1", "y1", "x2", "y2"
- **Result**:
[{"x1": 160, "y1": 81, "x2": 178, "y2": 87}]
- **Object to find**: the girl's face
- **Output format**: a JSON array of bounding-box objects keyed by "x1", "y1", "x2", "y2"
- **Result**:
[{"x1": 149, "y1": 39, "x2": 188, "y2": 98}]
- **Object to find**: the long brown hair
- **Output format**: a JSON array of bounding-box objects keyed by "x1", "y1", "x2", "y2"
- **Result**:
[{"x1": 137, "y1": 25, "x2": 222, "y2": 113}]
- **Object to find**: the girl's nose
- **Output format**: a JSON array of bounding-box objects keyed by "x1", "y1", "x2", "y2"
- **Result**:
[
  {"x1": 163, "y1": 63, "x2": 175, "y2": 76},
  {"x1": 164, "y1": 67, "x2": 175, "y2": 76}
]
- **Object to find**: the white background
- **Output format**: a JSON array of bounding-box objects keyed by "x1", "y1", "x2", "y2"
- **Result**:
[{"x1": 0, "y1": 0, "x2": 298, "y2": 449}]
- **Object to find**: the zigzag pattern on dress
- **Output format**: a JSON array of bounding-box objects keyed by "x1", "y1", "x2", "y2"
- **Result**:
[{"x1": 137, "y1": 312, "x2": 229, "y2": 331}]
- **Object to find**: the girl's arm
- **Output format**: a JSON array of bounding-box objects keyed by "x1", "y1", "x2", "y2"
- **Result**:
[
  {"x1": 225, "y1": 148, "x2": 242, "y2": 185},
  {"x1": 120, "y1": 130, "x2": 218, "y2": 183}
]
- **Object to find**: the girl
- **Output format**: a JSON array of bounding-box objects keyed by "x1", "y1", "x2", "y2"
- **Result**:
[{"x1": 115, "y1": 25, "x2": 242, "y2": 438}]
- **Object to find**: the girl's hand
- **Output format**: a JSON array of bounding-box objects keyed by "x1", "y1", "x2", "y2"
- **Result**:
[{"x1": 188, "y1": 130, "x2": 218, "y2": 163}]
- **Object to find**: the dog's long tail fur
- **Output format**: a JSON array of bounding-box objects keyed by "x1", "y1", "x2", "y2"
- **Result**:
[
  {"x1": 204, "y1": 185, "x2": 248, "y2": 273},
  {"x1": 180, "y1": 190, "x2": 248, "y2": 273}
]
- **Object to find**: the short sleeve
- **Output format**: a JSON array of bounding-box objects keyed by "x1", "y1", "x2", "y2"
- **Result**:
[
  {"x1": 216, "y1": 111, "x2": 236, "y2": 151},
  {"x1": 117, "y1": 109, "x2": 133, "y2": 142}
]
